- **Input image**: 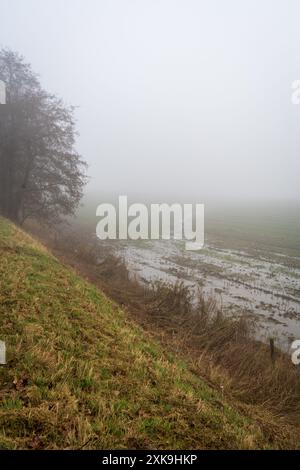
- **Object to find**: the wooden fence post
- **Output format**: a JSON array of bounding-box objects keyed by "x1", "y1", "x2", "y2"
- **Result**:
[{"x1": 270, "y1": 338, "x2": 275, "y2": 364}]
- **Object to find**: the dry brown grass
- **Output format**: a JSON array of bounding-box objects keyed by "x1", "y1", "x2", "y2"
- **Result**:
[{"x1": 97, "y1": 257, "x2": 300, "y2": 420}]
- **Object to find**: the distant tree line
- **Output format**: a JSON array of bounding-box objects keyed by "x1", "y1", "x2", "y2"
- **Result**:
[{"x1": 0, "y1": 49, "x2": 86, "y2": 225}]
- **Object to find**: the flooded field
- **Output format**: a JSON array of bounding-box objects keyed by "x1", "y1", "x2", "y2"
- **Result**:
[
  {"x1": 119, "y1": 239, "x2": 300, "y2": 350},
  {"x1": 77, "y1": 199, "x2": 300, "y2": 350}
]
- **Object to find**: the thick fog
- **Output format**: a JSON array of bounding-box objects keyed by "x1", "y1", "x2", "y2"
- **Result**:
[{"x1": 1, "y1": 0, "x2": 300, "y2": 203}]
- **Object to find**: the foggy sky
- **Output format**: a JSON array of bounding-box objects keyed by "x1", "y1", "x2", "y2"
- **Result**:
[{"x1": 1, "y1": 0, "x2": 300, "y2": 202}]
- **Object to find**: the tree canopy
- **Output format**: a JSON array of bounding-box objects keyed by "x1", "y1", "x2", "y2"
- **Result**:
[{"x1": 0, "y1": 49, "x2": 87, "y2": 225}]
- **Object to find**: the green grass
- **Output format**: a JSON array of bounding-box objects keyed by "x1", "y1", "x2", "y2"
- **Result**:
[
  {"x1": 205, "y1": 201, "x2": 300, "y2": 259},
  {"x1": 76, "y1": 196, "x2": 300, "y2": 259},
  {"x1": 0, "y1": 216, "x2": 296, "y2": 449}
]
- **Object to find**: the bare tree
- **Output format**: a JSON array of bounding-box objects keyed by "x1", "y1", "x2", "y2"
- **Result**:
[{"x1": 0, "y1": 49, "x2": 87, "y2": 225}]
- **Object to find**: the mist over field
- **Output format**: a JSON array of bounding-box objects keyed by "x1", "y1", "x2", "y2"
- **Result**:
[
  {"x1": 1, "y1": 0, "x2": 300, "y2": 204},
  {"x1": 2, "y1": 0, "x2": 299, "y2": 345},
  {"x1": 1, "y1": 0, "x2": 300, "y2": 454}
]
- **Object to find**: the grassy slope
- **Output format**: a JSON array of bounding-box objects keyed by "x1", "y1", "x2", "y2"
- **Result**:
[{"x1": 0, "y1": 217, "x2": 292, "y2": 449}]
